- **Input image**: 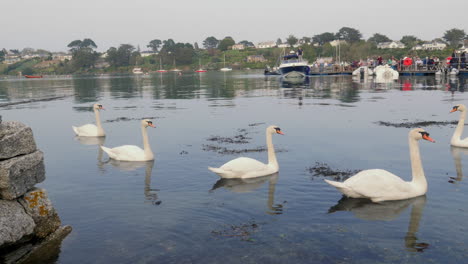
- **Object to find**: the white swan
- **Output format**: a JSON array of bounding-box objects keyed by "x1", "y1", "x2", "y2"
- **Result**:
[
  {"x1": 450, "y1": 104, "x2": 468, "y2": 147},
  {"x1": 101, "y1": 119, "x2": 155, "y2": 161},
  {"x1": 208, "y1": 125, "x2": 284, "y2": 179},
  {"x1": 325, "y1": 128, "x2": 435, "y2": 202},
  {"x1": 72, "y1": 103, "x2": 105, "y2": 137}
]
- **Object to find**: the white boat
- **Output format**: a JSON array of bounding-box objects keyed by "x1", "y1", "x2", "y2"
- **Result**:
[
  {"x1": 170, "y1": 58, "x2": 182, "y2": 72},
  {"x1": 220, "y1": 53, "x2": 232, "y2": 72},
  {"x1": 352, "y1": 66, "x2": 374, "y2": 78},
  {"x1": 132, "y1": 67, "x2": 143, "y2": 74},
  {"x1": 278, "y1": 51, "x2": 309, "y2": 78},
  {"x1": 195, "y1": 58, "x2": 207, "y2": 72},
  {"x1": 156, "y1": 57, "x2": 167, "y2": 73},
  {"x1": 374, "y1": 65, "x2": 398, "y2": 80}
]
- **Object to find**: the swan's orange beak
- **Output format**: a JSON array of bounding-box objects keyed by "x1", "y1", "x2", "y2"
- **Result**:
[
  {"x1": 100, "y1": 106, "x2": 105, "y2": 110},
  {"x1": 422, "y1": 134, "x2": 435, "y2": 143},
  {"x1": 450, "y1": 108, "x2": 457, "y2": 113},
  {"x1": 277, "y1": 131, "x2": 284, "y2": 135},
  {"x1": 149, "y1": 123, "x2": 156, "y2": 128}
]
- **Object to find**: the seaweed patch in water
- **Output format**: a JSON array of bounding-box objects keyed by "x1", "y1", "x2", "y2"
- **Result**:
[
  {"x1": 0, "y1": 95, "x2": 73, "y2": 108},
  {"x1": 206, "y1": 134, "x2": 251, "y2": 144},
  {"x1": 104, "y1": 116, "x2": 161, "y2": 123},
  {"x1": 375, "y1": 120, "x2": 459, "y2": 128},
  {"x1": 307, "y1": 162, "x2": 360, "y2": 181},
  {"x1": 202, "y1": 144, "x2": 287, "y2": 155},
  {"x1": 248, "y1": 122, "x2": 265, "y2": 127},
  {"x1": 211, "y1": 219, "x2": 263, "y2": 242}
]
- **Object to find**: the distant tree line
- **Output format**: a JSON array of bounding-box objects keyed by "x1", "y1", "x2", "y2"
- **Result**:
[{"x1": 1, "y1": 27, "x2": 466, "y2": 75}]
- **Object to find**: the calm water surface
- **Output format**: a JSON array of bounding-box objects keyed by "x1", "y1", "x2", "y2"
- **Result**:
[{"x1": 1, "y1": 72, "x2": 468, "y2": 263}]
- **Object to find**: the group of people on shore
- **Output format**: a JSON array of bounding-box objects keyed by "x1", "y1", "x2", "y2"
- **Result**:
[{"x1": 310, "y1": 51, "x2": 467, "y2": 72}]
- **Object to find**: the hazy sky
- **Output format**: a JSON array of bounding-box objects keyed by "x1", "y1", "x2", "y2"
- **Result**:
[{"x1": 2, "y1": 0, "x2": 467, "y2": 52}]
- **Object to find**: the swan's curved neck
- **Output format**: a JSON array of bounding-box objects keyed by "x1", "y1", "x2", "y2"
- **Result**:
[
  {"x1": 409, "y1": 135, "x2": 426, "y2": 191},
  {"x1": 452, "y1": 111, "x2": 466, "y2": 143},
  {"x1": 94, "y1": 108, "x2": 104, "y2": 135},
  {"x1": 141, "y1": 126, "x2": 154, "y2": 160},
  {"x1": 266, "y1": 131, "x2": 278, "y2": 169}
]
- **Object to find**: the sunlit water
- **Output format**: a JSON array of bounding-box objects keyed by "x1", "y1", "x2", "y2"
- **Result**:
[{"x1": 1, "y1": 72, "x2": 468, "y2": 263}]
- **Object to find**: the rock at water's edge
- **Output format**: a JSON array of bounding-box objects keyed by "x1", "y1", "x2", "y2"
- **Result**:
[
  {"x1": 0, "y1": 151, "x2": 45, "y2": 200},
  {"x1": 0, "y1": 200, "x2": 35, "y2": 247},
  {"x1": 0, "y1": 122, "x2": 37, "y2": 160},
  {"x1": 19, "y1": 188, "x2": 61, "y2": 238}
]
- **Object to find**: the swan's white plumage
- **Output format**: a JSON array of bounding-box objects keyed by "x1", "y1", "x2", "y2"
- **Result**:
[
  {"x1": 208, "y1": 125, "x2": 283, "y2": 179},
  {"x1": 101, "y1": 119, "x2": 155, "y2": 161},
  {"x1": 73, "y1": 103, "x2": 105, "y2": 137},
  {"x1": 101, "y1": 145, "x2": 146, "y2": 161},
  {"x1": 325, "y1": 128, "x2": 434, "y2": 202},
  {"x1": 450, "y1": 104, "x2": 468, "y2": 147}
]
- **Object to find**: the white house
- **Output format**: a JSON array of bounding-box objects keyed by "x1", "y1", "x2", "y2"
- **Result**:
[
  {"x1": 377, "y1": 41, "x2": 406, "y2": 49},
  {"x1": 141, "y1": 51, "x2": 158, "y2": 57},
  {"x1": 329, "y1": 40, "x2": 347, "y2": 47},
  {"x1": 277, "y1": 43, "x2": 291, "y2": 48},
  {"x1": 421, "y1": 42, "x2": 447, "y2": 50},
  {"x1": 232, "y1": 44, "x2": 245, "y2": 50},
  {"x1": 52, "y1": 53, "x2": 73, "y2": 61},
  {"x1": 256, "y1": 41, "x2": 276, "y2": 49}
]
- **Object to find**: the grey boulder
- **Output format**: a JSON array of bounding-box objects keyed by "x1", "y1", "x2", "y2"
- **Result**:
[
  {"x1": 0, "y1": 151, "x2": 45, "y2": 200},
  {"x1": 19, "y1": 188, "x2": 61, "y2": 238},
  {"x1": 0, "y1": 200, "x2": 35, "y2": 247},
  {"x1": 0, "y1": 121, "x2": 37, "y2": 160}
]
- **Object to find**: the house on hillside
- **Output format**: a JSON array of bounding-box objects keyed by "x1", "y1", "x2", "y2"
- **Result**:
[
  {"x1": 256, "y1": 41, "x2": 276, "y2": 49},
  {"x1": 232, "y1": 44, "x2": 245, "y2": 50},
  {"x1": 377, "y1": 41, "x2": 406, "y2": 49},
  {"x1": 413, "y1": 42, "x2": 447, "y2": 50},
  {"x1": 277, "y1": 43, "x2": 291, "y2": 48},
  {"x1": 52, "y1": 53, "x2": 73, "y2": 61},
  {"x1": 329, "y1": 40, "x2": 347, "y2": 47},
  {"x1": 141, "y1": 51, "x2": 158, "y2": 57},
  {"x1": 246, "y1": 55, "x2": 266, "y2": 63}
]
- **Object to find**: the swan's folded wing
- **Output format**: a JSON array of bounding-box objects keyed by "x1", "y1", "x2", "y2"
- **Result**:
[
  {"x1": 220, "y1": 157, "x2": 268, "y2": 172},
  {"x1": 108, "y1": 145, "x2": 145, "y2": 160},
  {"x1": 345, "y1": 169, "x2": 412, "y2": 199},
  {"x1": 74, "y1": 124, "x2": 98, "y2": 136}
]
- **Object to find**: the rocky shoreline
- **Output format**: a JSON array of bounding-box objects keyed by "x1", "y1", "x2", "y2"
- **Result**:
[{"x1": 0, "y1": 117, "x2": 71, "y2": 263}]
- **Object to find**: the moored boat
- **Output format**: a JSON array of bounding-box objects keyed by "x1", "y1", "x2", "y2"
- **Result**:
[
  {"x1": 24, "y1": 75, "x2": 43, "y2": 78},
  {"x1": 278, "y1": 51, "x2": 309, "y2": 78}
]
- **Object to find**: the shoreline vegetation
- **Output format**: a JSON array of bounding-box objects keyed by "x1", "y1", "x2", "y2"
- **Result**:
[{"x1": 1, "y1": 27, "x2": 466, "y2": 76}]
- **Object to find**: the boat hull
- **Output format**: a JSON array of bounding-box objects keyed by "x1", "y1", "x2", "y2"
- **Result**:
[{"x1": 279, "y1": 65, "x2": 309, "y2": 78}]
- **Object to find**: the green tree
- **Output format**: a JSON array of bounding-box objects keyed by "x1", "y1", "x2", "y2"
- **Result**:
[
  {"x1": 67, "y1": 38, "x2": 98, "y2": 70},
  {"x1": 443, "y1": 28, "x2": 466, "y2": 47},
  {"x1": 312, "y1": 32, "x2": 335, "y2": 45},
  {"x1": 106, "y1": 44, "x2": 135, "y2": 67},
  {"x1": 276, "y1": 38, "x2": 282, "y2": 45},
  {"x1": 218, "y1": 36, "x2": 235, "y2": 51},
  {"x1": 368, "y1": 33, "x2": 391, "y2": 44},
  {"x1": 147, "y1": 39, "x2": 162, "y2": 52},
  {"x1": 301, "y1": 37, "x2": 311, "y2": 44},
  {"x1": 400, "y1": 35, "x2": 421, "y2": 48},
  {"x1": 336, "y1": 27, "x2": 362, "y2": 43},
  {"x1": 286, "y1": 35, "x2": 298, "y2": 46},
  {"x1": 0, "y1": 50, "x2": 5, "y2": 63},
  {"x1": 203, "y1": 36, "x2": 219, "y2": 49}
]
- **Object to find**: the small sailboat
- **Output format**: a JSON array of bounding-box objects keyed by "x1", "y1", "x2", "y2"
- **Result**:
[
  {"x1": 132, "y1": 67, "x2": 144, "y2": 74},
  {"x1": 220, "y1": 53, "x2": 232, "y2": 72},
  {"x1": 170, "y1": 57, "x2": 181, "y2": 72},
  {"x1": 156, "y1": 57, "x2": 168, "y2": 73},
  {"x1": 195, "y1": 58, "x2": 207, "y2": 73}
]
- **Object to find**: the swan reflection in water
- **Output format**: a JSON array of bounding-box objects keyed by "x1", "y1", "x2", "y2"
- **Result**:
[
  {"x1": 103, "y1": 159, "x2": 161, "y2": 205},
  {"x1": 328, "y1": 195, "x2": 429, "y2": 252},
  {"x1": 450, "y1": 146, "x2": 468, "y2": 183},
  {"x1": 74, "y1": 136, "x2": 106, "y2": 170},
  {"x1": 210, "y1": 173, "x2": 283, "y2": 215}
]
